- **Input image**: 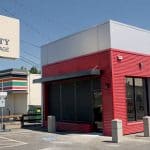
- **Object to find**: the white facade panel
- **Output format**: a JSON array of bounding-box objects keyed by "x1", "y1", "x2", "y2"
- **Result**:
[
  {"x1": 110, "y1": 21, "x2": 150, "y2": 55},
  {"x1": 5, "y1": 94, "x2": 15, "y2": 115},
  {"x1": 0, "y1": 15, "x2": 20, "y2": 59},
  {"x1": 47, "y1": 27, "x2": 97, "y2": 64},
  {"x1": 41, "y1": 20, "x2": 150, "y2": 66},
  {"x1": 14, "y1": 93, "x2": 27, "y2": 114},
  {"x1": 41, "y1": 22, "x2": 110, "y2": 65},
  {"x1": 28, "y1": 74, "x2": 41, "y2": 106},
  {"x1": 41, "y1": 46, "x2": 48, "y2": 66},
  {"x1": 97, "y1": 22, "x2": 111, "y2": 51},
  {"x1": 4, "y1": 93, "x2": 27, "y2": 115}
]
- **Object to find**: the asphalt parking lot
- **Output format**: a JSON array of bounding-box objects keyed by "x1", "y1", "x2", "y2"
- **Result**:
[{"x1": 0, "y1": 127, "x2": 150, "y2": 150}]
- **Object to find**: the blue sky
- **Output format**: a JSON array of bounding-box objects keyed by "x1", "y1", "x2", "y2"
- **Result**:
[{"x1": 0, "y1": 0, "x2": 150, "y2": 70}]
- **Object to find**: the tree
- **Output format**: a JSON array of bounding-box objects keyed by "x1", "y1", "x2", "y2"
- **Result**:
[{"x1": 29, "y1": 66, "x2": 40, "y2": 74}]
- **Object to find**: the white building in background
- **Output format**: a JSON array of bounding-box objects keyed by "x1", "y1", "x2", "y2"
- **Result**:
[{"x1": 0, "y1": 69, "x2": 41, "y2": 115}]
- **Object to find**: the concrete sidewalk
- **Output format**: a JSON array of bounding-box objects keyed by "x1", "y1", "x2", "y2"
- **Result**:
[{"x1": 0, "y1": 128, "x2": 150, "y2": 150}]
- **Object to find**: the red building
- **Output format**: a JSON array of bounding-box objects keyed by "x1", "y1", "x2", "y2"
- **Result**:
[{"x1": 39, "y1": 20, "x2": 150, "y2": 136}]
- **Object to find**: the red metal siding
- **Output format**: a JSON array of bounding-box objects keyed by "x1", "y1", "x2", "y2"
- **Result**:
[
  {"x1": 56, "y1": 122, "x2": 95, "y2": 133},
  {"x1": 42, "y1": 48, "x2": 150, "y2": 135},
  {"x1": 42, "y1": 50, "x2": 113, "y2": 135},
  {"x1": 111, "y1": 49, "x2": 150, "y2": 135}
]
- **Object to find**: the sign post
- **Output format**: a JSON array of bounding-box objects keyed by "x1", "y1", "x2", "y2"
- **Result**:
[
  {"x1": 0, "y1": 92, "x2": 7, "y2": 131},
  {"x1": 0, "y1": 15, "x2": 20, "y2": 131}
]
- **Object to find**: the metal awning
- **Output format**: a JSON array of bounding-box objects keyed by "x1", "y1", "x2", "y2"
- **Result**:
[{"x1": 33, "y1": 69, "x2": 101, "y2": 83}]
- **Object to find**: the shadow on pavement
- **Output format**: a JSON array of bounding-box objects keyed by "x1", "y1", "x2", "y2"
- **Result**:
[
  {"x1": 21, "y1": 124, "x2": 106, "y2": 137},
  {"x1": 21, "y1": 124, "x2": 47, "y2": 132}
]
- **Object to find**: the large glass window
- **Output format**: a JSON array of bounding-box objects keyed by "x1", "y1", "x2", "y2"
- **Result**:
[
  {"x1": 76, "y1": 79, "x2": 92, "y2": 122},
  {"x1": 126, "y1": 77, "x2": 147, "y2": 121},
  {"x1": 48, "y1": 77, "x2": 101, "y2": 123},
  {"x1": 49, "y1": 83, "x2": 60, "y2": 121},
  {"x1": 61, "y1": 81, "x2": 75, "y2": 121}
]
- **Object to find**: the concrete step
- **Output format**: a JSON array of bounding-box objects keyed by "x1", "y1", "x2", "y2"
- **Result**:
[{"x1": 3, "y1": 121, "x2": 21, "y2": 129}]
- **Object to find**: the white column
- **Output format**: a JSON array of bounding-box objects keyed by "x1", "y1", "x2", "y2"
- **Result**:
[
  {"x1": 112, "y1": 119, "x2": 123, "y2": 143},
  {"x1": 143, "y1": 116, "x2": 150, "y2": 137},
  {"x1": 48, "y1": 116, "x2": 56, "y2": 133}
]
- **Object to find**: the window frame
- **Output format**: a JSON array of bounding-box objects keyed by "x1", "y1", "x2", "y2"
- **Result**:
[{"x1": 126, "y1": 77, "x2": 148, "y2": 122}]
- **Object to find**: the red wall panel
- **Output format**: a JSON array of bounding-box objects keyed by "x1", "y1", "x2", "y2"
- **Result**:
[
  {"x1": 42, "y1": 48, "x2": 150, "y2": 135},
  {"x1": 42, "y1": 50, "x2": 114, "y2": 135},
  {"x1": 111, "y1": 49, "x2": 150, "y2": 134}
]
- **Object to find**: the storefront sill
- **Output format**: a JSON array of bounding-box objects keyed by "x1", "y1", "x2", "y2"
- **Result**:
[{"x1": 127, "y1": 121, "x2": 143, "y2": 126}]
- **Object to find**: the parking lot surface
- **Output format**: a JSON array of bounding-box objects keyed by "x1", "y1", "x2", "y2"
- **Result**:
[{"x1": 0, "y1": 128, "x2": 150, "y2": 150}]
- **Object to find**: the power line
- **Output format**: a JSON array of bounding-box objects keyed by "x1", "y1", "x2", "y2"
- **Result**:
[
  {"x1": 14, "y1": 0, "x2": 74, "y2": 31},
  {"x1": 20, "y1": 58, "x2": 33, "y2": 66},
  {"x1": 0, "y1": 5, "x2": 41, "y2": 69},
  {"x1": 20, "y1": 57, "x2": 40, "y2": 67},
  {"x1": 22, "y1": 50, "x2": 40, "y2": 60},
  {"x1": 21, "y1": 56, "x2": 40, "y2": 67},
  {"x1": 1, "y1": 8, "x2": 49, "y2": 41},
  {"x1": 21, "y1": 39, "x2": 40, "y2": 48},
  {"x1": 0, "y1": 7, "x2": 42, "y2": 65}
]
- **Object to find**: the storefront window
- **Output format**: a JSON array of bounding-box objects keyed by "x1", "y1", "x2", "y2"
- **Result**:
[
  {"x1": 134, "y1": 78, "x2": 145, "y2": 120},
  {"x1": 48, "y1": 77, "x2": 101, "y2": 123},
  {"x1": 126, "y1": 78, "x2": 135, "y2": 121},
  {"x1": 126, "y1": 77, "x2": 146, "y2": 121}
]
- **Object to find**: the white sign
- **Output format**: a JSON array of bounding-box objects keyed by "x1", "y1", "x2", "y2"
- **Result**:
[
  {"x1": 0, "y1": 92, "x2": 7, "y2": 107},
  {"x1": 0, "y1": 98, "x2": 5, "y2": 108},
  {"x1": 0, "y1": 15, "x2": 20, "y2": 59},
  {"x1": 0, "y1": 92, "x2": 7, "y2": 97}
]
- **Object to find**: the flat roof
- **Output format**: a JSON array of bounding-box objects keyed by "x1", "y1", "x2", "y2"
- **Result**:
[
  {"x1": 42, "y1": 20, "x2": 150, "y2": 47},
  {"x1": 41, "y1": 20, "x2": 150, "y2": 66},
  {"x1": 0, "y1": 68, "x2": 28, "y2": 77}
]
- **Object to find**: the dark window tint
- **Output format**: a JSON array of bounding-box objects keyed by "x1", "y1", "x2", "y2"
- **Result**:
[
  {"x1": 126, "y1": 77, "x2": 147, "y2": 121},
  {"x1": 48, "y1": 77, "x2": 101, "y2": 123},
  {"x1": 134, "y1": 78, "x2": 145, "y2": 120},
  {"x1": 61, "y1": 81, "x2": 75, "y2": 121},
  {"x1": 126, "y1": 78, "x2": 135, "y2": 121},
  {"x1": 76, "y1": 79, "x2": 92, "y2": 122},
  {"x1": 49, "y1": 83, "x2": 60, "y2": 121}
]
